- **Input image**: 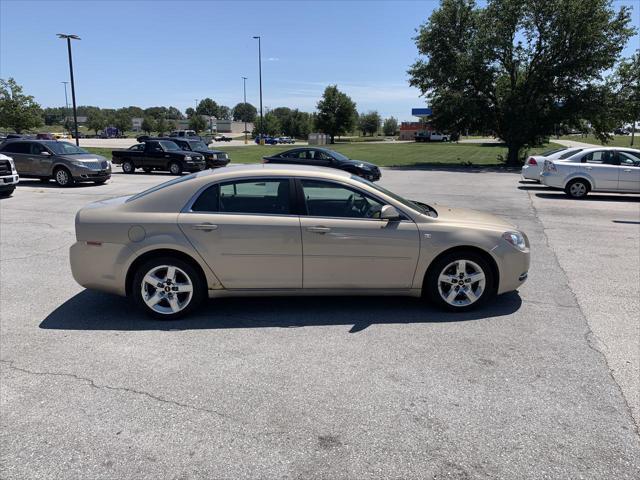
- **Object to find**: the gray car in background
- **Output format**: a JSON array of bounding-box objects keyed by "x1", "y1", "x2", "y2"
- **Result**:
[{"x1": 0, "y1": 139, "x2": 111, "y2": 187}]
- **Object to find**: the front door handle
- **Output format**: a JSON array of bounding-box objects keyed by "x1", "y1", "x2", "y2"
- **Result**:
[
  {"x1": 307, "y1": 226, "x2": 331, "y2": 234},
  {"x1": 585, "y1": 166, "x2": 593, "y2": 170},
  {"x1": 192, "y1": 223, "x2": 218, "y2": 231},
  {"x1": 623, "y1": 169, "x2": 632, "y2": 172}
]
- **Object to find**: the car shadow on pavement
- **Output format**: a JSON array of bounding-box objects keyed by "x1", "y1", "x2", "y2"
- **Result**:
[
  {"x1": 39, "y1": 290, "x2": 522, "y2": 333},
  {"x1": 535, "y1": 192, "x2": 640, "y2": 202},
  {"x1": 16, "y1": 180, "x2": 103, "y2": 189}
]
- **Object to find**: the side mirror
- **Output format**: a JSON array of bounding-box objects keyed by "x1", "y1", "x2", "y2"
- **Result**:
[
  {"x1": 41, "y1": 151, "x2": 51, "y2": 156},
  {"x1": 380, "y1": 205, "x2": 401, "y2": 221}
]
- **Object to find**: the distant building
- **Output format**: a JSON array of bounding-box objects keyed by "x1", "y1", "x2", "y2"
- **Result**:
[
  {"x1": 399, "y1": 108, "x2": 433, "y2": 140},
  {"x1": 65, "y1": 116, "x2": 87, "y2": 124},
  {"x1": 175, "y1": 117, "x2": 252, "y2": 134},
  {"x1": 131, "y1": 117, "x2": 143, "y2": 131}
]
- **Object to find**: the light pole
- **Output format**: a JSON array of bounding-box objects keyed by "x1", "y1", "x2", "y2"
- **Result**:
[
  {"x1": 252, "y1": 36, "x2": 264, "y2": 144},
  {"x1": 61, "y1": 81, "x2": 69, "y2": 135},
  {"x1": 242, "y1": 76, "x2": 248, "y2": 144},
  {"x1": 57, "y1": 34, "x2": 81, "y2": 146}
]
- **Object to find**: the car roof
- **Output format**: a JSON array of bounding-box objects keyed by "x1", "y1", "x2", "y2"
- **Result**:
[{"x1": 195, "y1": 163, "x2": 352, "y2": 179}]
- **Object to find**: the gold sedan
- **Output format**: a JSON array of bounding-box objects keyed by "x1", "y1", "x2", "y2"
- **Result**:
[{"x1": 70, "y1": 165, "x2": 530, "y2": 319}]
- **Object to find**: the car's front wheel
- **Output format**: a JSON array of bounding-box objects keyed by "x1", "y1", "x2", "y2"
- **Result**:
[
  {"x1": 565, "y1": 179, "x2": 589, "y2": 198},
  {"x1": 54, "y1": 167, "x2": 73, "y2": 187},
  {"x1": 132, "y1": 257, "x2": 206, "y2": 319},
  {"x1": 425, "y1": 251, "x2": 495, "y2": 311}
]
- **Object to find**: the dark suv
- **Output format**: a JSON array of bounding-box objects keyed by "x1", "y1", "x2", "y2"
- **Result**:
[{"x1": 0, "y1": 139, "x2": 111, "y2": 187}]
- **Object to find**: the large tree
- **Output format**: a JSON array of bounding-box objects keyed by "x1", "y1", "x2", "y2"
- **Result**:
[
  {"x1": 315, "y1": 85, "x2": 357, "y2": 143},
  {"x1": 408, "y1": 0, "x2": 635, "y2": 165},
  {"x1": 86, "y1": 111, "x2": 106, "y2": 135},
  {"x1": 614, "y1": 51, "x2": 640, "y2": 146},
  {"x1": 0, "y1": 78, "x2": 43, "y2": 133},
  {"x1": 189, "y1": 115, "x2": 206, "y2": 133},
  {"x1": 141, "y1": 117, "x2": 154, "y2": 135},
  {"x1": 232, "y1": 102, "x2": 257, "y2": 122},
  {"x1": 196, "y1": 98, "x2": 219, "y2": 118}
]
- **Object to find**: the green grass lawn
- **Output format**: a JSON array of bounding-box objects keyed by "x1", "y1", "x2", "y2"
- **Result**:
[
  {"x1": 559, "y1": 134, "x2": 638, "y2": 148},
  {"x1": 87, "y1": 141, "x2": 562, "y2": 167},
  {"x1": 217, "y1": 142, "x2": 563, "y2": 167}
]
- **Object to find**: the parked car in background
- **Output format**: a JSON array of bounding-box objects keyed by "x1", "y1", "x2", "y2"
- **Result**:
[
  {"x1": 169, "y1": 130, "x2": 199, "y2": 139},
  {"x1": 70, "y1": 164, "x2": 529, "y2": 319},
  {"x1": 0, "y1": 153, "x2": 19, "y2": 196},
  {"x1": 213, "y1": 134, "x2": 232, "y2": 142},
  {"x1": 541, "y1": 147, "x2": 640, "y2": 198},
  {"x1": 36, "y1": 133, "x2": 56, "y2": 140},
  {"x1": 254, "y1": 135, "x2": 279, "y2": 145},
  {"x1": 415, "y1": 131, "x2": 449, "y2": 142},
  {"x1": 262, "y1": 147, "x2": 382, "y2": 181},
  {"x1": 521, "y1": 147, "x2": 585, "y2": 181},
  {"x1": 112, "y1": 140, "x2": 206, "y2": 175},
  {"x1": 276, "y1": 136, "x2": 295, "y2": 144},
  {"x1": 143, "y1": 137, "x2": 230, "y2": 169},
  {"x1": 0, "y1": 139, "x2": 111, "y2": 187}
]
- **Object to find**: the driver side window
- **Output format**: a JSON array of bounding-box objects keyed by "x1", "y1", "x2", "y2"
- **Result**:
[{"x1": 300, "y1": 180, "x2": 383, "y2": 219}]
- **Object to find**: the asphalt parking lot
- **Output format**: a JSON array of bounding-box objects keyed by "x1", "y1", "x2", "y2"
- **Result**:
[{"x1": 1, "y1": 169, "x2": 639, "y2": 479}]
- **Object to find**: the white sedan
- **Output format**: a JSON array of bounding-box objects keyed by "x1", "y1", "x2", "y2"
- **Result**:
[
  {"x1": 521, "y1": 147, "x2": 585, "y2": 181},
  {"x1": 541, "y1": 147, "x2": 640, "y2": 198}
]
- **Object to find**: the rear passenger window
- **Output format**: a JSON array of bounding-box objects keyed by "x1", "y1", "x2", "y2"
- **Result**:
[
  {"x1": 582, "y1": 151, "x2": 614, "y2": 164},
  {"x1": 1, "y1": 142, "x2": 30, "y2": 154},
  {"x1": 191, "y1": 179, "x2": 290, "y2": 215}
]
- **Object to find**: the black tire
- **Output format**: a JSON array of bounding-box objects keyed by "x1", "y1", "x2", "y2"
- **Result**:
[
  {"x1": 53, "y1": 167, "x2": 74, "y2": 187},
  {"x1": 169, "y1": 161, "x2": 182, "y2": 175},
  {"x1": 0, "y1": 187, "x2": 15, "y2": 197},
  {"x1": 564, "y1": 179, "x2": 589, "y2": 198},
  {"x1": 142, "y1": 167, "x2": 152, "y2": 173},
  {"x1": 122, "y1": 160, "x2": 135, "y2": 174},
  {"x1": 131, "y1": 256, "x2": 206, "y2": 320},
  {"x1": 425, "y1": 250, "x2": 496, "y2": 312}
]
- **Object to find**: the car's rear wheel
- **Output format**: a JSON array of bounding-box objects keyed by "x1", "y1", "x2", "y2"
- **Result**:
[
  {"x1": 169, "y1": 161, "x2": 182, "y2": 175},
  {"x1": 425, "y1": 251, "x2": 495, "y2": 311},
  {"x1": 565, "y1": 179, "x2": 589, "y2": 198},
  {"x1": 54, "y1": 167, "x2": 73, "y2": 187},
  {"x1": 132, "y1": 257, "x2": 205, "y2": 320},
  {"x1": 122, "y1": 160, "x2": 135, "y2": 174}
]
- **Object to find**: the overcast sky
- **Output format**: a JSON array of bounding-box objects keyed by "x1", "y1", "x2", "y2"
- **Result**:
[{"x1": 1, "y1": 0, "x2": 638, "y2": 122}]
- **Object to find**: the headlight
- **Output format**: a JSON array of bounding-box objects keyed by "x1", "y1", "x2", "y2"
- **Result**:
[
  {"x1": 70, "y1": 161, "x2": 90, "y2": 168},
  {"x1": 184, "y1": 156, "x2": 192, "y2": 161},
  {"x1": 502, "y1": 231, "x2": 527, "y2": 251}
]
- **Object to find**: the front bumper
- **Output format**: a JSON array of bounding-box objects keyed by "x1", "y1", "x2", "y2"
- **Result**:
[
  {"x1": 0, "y1": 174, "x2": 19, "y2": 188},
  {"x1": 206, "y1": 158, "x2": 230, "y2": 169},
  {"x1": 184, "y1": 161, "x2": 207, "y2": 172},
  {"x1": 492, "y1": 241, "x2": 530, "y2": 295}
]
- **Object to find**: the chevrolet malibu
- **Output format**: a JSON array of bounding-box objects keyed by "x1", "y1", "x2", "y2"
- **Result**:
[{"x1": 70, "y1": 165, "x2": 530, "y2": 319}]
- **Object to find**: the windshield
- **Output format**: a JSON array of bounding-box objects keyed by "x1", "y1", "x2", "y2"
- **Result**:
[
  {"x1": 351, "y1": 176, "x2": 437, "y2": 217},
  {"x1": 326, "y1": 149, "x2": 349, "y2": 161},
  {"x1": 189, "y1": 141, "x2": 208, "y2": 150},
  {"x1": 48, "y1": 142, "x2": 88, "y2": 155},
  {"x1": 558, "y1": 148, "x2": 583, "y2": 159},
  {"x1": 160, "y1": 141, "x2": 181, "y2": 151}
]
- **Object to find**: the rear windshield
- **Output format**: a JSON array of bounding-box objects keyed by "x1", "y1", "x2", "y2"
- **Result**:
[
  {"x1": 126, "y1": 173, "x2": 198, "y2": 202},
  {"x1": 541, "y1": 148, "x2": 566, "y2": 157},
  {"x1": 558, "y1": 148, "x2": 583, "y2": 159}
]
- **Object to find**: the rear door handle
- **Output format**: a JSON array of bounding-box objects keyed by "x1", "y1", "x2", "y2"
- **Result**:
[
  {"x1": 585, "y1": 166, "x2": 593, "y2": 170},
  {"x1": 307, "y1": 226, "x2": 331, "y2": 234},
  {"x1": 192, "y1": 223, "x2": 218, "y2": 231},
  {"x1": 623, "y1": 169, "x2": 632, "y2": 172}
]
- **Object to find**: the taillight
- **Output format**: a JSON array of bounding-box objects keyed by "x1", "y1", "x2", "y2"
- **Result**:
[{"x1": 527, "y1": 157, "x2": 537, "y2": 166}]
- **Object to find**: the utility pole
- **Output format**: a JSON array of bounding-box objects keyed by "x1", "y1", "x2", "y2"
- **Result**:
[
  {"x1": 61, "y1": 81, "x2": 69, "y2": 134},
  {"x1": 57, "y1": 34, "x2": 81, "y2": 146},
  {"x1": 252, "y1": 36, "x2": 264, "y2": 144}
]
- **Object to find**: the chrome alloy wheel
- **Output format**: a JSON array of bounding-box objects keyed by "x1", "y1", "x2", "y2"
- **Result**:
[
  {"x1": 141, "y1": 265, "x2": 194, "y2": 315},
  {"x1": 55, "y1": 169, "x2": 70, "y2": 186},
  {"x1": 569, "y1": 181, "x2": 587, "y2": 197},
  {"x1": 437, "y1": 259, "x2": 486, "y2": 307}
]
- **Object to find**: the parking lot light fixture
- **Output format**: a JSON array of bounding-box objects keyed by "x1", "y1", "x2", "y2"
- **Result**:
[
  {"x1": 242, "y1": 76, "x2": 248, "y2": 144},
  {"x1": 252, "y1": 36, "x2": 264, "y2": 145},
  {"x1": 57, "y1": 34, "x2": 81, "y2": 146}
]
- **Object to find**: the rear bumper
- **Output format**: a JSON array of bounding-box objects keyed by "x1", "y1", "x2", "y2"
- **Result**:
[
  {"x1": 70, "y1": 241, "x2": 132, "y2": 296},
  {"x1": 521, "y1": 164, "x2": 540, "y2": 180},
  {"x1": 540, "y1": 172, "x2": 564, "y2": 188}
]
